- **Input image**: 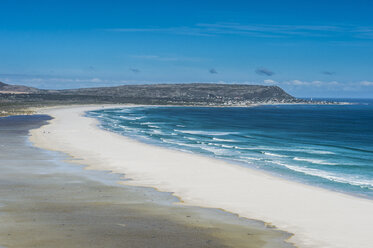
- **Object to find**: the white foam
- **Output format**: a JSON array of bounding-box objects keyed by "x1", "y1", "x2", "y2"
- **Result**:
[
  {"x1": 150, "y1": 130, "x2": 163, "y2": 135},
  {"x1": 160, "y1": 138, "x2": 181, "y2": 146},
  {"x1": 262, "y1": 152, "x2": 288, "y2": 158},
  {"x1": 175, "y1": 130, "x2": 236, "y2": 136},
  {"x1": 140, "y1": 122, "x2": 160, "y2": 125},
  {"x1": 239, "y1": 156, "x2": 262, "y2": 161},
  {"x1": 303, "y1": 150, "x2": 335, "y2": 155},
  {"x1": 118, "y1": 116, "x2": 144, "y2": 120},
  {"x1": 212, "y1": 137, "x2": 237, "y2": 142},
  {"x1": 117, "y1": 125, "x2": 139, "y2": 132},
  {"x1": 221, "y1": 144, "x2": 236, "y2": 148},
  {"x1": 206, "y1": 142, "x2": 232, "y2": 148},
  {"x1": 117, "y1": 108, "x2": 134, "y2": 113},
  {"x1": 160, "y1": 138, "x2": 200, "y2": 149},
  {"x1": 273, "y1": 162, "x2": 373, "y2": 189},
  {"x1": 235, "y1": 146, "x2": 262, "y2": 150},
  {"x1": 148, "y1": 125, "x2": 160, "y2": 128},
  {"x1": 256, "y1": 146, "x2": 336, "y2": 155},
  {"x1": 200, "y1": 145, "x2": 228, "y2": 155},
  {"x1": 294, "y1": 157, "x2": 337, "y2": 166},
  {"x1": 279, "y1": 148, "x2": 336, "y2": 155}
]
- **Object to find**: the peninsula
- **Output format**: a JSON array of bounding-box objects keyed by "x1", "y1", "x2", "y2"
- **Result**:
[{"x1": 0, "y1": 81, "x2": 331, "y2": 116}]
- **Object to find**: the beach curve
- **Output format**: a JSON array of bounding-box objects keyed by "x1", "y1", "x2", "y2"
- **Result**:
[{"x1": 29, "y1": 105, "x2": 373, "y2": 248}]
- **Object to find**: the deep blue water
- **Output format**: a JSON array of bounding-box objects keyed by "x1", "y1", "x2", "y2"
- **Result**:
[{"x1": 88, "y1": 99, "x2": 373, "y2": 198}]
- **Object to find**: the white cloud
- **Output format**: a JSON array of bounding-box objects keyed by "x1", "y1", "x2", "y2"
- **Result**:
[
  {"x1": 131, "y1": 54, "x2": 205, "y2": 62},
  {"x1": 284, "y1": 80, "x2": 340, "y2": 87},
  {"x1": 288, "y1": 80, "x2": 307, "y2": 85},
  {"x1": 263, "y1": 79, "x2": 277, "y2": 84},
  {"x1": 360, "y1": 81, "x2": 373, "y2": 86},
  {"x1": 106, "y1": 23, "x2": 373, "y2": 39}
]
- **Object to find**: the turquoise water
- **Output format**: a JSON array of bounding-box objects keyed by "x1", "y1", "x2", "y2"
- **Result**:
[{"x1": 88, "y1": 99, "x2": 373, "y2": 198}]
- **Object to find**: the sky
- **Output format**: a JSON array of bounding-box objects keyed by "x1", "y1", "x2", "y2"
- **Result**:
[{"x1": 0, "y1": 0, "x2": 372, "y2": 98}]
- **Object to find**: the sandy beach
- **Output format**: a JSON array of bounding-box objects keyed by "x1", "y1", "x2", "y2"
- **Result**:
[
  {"x1": 0, "y1": 113, "x2": 292, "y2": 248},
  {"x1": 29, "y1": 105, "x2": 373, "y2": 248}
]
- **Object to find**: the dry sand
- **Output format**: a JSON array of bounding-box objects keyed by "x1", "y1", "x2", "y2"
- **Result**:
[{"x1": 30, "y1": 105, "x2": 373, "y2": 248}]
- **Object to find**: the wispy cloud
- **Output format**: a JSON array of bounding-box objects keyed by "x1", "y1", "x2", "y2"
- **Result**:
[
  {"x1": 322, "y1": 71, "x2": 335, "y2": 75},
  {"x1": 263, "y1": 79, "x2": 277, "y2": 84},
  {"x1": 0, "y1": 73, "x2": 115, "y2": 89},
  {"x1": 263, "y1": 79, "x2": 373, "y2": 89},
  {"x1": 285, "y1": 80, "x2": 340, "y2": 86},
  {"x1": 260, "y1": 79, "x2": 373, "y2": 97},
  {"x1": 129, "y1": 68, "x2": 140, "y2": 73},
  {"x1": 209, "y1": 68, "x2": 218, "y2": 74},
  {"x1": 255, "y1": 67, "x2": 275, "y2": 76},
  {"x1": 132, "y1": 55, "x2": 180, "y2": 61},
  {"x1": 261, "y1": 79, "x2": 341, "y2": 87},
  {"x1": 107, "y1": 27, "x2": 213, "y2": 37},
  {"x1": 360, "y1": 81, "x2": 373, "y2": 86},
  {"x1": 107, "y1": 23, "x2": 373, "y2": 39},
  {"x1": 131, "y1": 54, "x2": 204, "y2": 62}
]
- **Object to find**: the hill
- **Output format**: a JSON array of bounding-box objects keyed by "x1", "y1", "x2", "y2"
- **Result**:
[
  {"x1": 53, "y1": 83, "x2": 298, "y2": 105},
  {"x1": 0, "y1": 81, "x2": 40, "y2": 94},
  {"x1": 0, "y1": 82, "x2": 310, "y2": 115}
]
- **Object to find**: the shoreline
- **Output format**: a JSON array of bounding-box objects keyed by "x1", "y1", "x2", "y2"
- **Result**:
[
  {"x1": 0, "y1": 113, "x2": 293, "y2": 248},
  {"x1": 87, "y1": 106, "x2": 372, "y2": 201},
  {"x1": 30, "y1": 105, "x2": 373, "y2": 248},
  {"x1": 0, "y1": 98, "x2": 354, "y2": 117}
]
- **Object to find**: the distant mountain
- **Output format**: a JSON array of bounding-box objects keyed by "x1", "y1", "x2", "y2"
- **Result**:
[
  {"x1": 1, "y1": 82, "x2": 305, "y2": 106},
  {"x1": 0, "y1": 81, "x2": 40, "y2": 94},
  {"x1": 53, "y1": 83, "x2": 298, "y2": 105}
]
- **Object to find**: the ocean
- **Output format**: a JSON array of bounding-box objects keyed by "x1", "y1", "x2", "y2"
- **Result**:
[{"x1": 87, "y1": 99, "x2": 373, "y2": 199}]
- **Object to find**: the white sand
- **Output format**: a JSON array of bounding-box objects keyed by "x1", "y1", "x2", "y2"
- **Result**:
[{"x1": 30, "y1": 105, "x2": 373, "y2": 248}]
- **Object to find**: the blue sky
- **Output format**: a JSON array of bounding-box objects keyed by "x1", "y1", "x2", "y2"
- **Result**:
[{"x1": 0, "y1": 0, "x2": 372, "y2": 98}]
